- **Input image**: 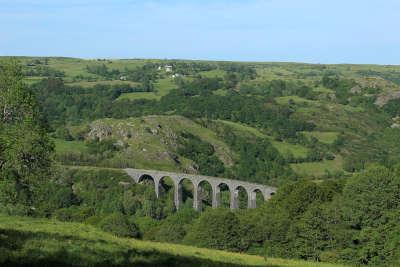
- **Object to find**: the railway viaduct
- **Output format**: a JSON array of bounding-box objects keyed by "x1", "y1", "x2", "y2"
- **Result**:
[{"x1": 124, "y1": 168, "x2": 277, "y2": 211}]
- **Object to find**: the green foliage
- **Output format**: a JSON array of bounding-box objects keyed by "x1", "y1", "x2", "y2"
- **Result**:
[
  {"x1": 0, "y1": 59, "x2": 54, "y2": 211},
  {"x1": 321, "y1": 75, "x2": 355, "y2": 104},
  {"x1": 340, "y1": 166, "x2": 400, "y2": 229},
  {"x1": 98, "y1": 213, "x2": 140, "y2": 238},
  {"x1": 184, "y1": 209, "x2": 242, "y2": 251},
  {"x1": 0, "y1": 215, "x2": 346, "y2": 267},
  {"x1": 3, "y1": 57, "x2": 400, "y2": 266},
  {"x1": 86, "y1": 138, "x2": 121, "y2": 156},
  {"x1": 383, "y1": 98, "x2": 400, "y2": 117},
  {"x1": 215, "y1": 125, "x2": 295, "y2": 185},
  {"x1": 151, "y1": 206, "x2": 198, "y2": 243},
  {"x1": 86, "y1": 63, "x2": 120, "y2": 79},
  {"x1": 177, "y1": 132, "x2": 225, "y2": 176}
]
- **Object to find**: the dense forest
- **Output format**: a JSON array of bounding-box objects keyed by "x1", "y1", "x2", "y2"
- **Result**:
[{"x1": 1, "y1": 58, "x2": 400, "y2": 266}]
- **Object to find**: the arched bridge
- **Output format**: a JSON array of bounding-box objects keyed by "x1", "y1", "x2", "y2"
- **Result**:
[{"x1": 124, "y1": 168, "x2": 277, "y2": 211}]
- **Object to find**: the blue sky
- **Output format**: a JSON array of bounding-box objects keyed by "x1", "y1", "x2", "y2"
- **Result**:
[{"x1": 0, "y1": 0, "x2": 399, "y2": 64}]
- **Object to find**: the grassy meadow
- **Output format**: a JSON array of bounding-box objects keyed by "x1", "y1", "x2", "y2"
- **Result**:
[{"x1": 0, "y1": 215, "x2": 347, "y2": 267}]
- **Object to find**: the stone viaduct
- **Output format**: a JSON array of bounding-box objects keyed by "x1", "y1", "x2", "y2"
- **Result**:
[{"x1": 124, "y1": 168, "x2": 277, "y2": 211}]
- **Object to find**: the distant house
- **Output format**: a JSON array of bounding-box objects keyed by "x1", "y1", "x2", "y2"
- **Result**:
[
  {"x1": 165, "y1": 65, "x2": 173, "y2": 72},
  {"x1": 119, "y1": 76, "x2": 127, "y2": 81},
  {"x1": 172, "y1": 73, "x2": 182, "y2": 78}
]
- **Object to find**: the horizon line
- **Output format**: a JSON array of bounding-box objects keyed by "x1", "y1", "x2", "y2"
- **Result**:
[{"x1": 0, "y1": 55, "x2": 399, "y2": 67}]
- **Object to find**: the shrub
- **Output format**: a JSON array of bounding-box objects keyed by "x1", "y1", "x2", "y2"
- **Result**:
[{"x1": 98, "y1": 213, "x2": 139, "y2": 238}]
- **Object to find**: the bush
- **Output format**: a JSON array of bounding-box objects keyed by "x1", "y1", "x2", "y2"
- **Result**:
[
  {"x1": 184, "y1": 208, "x2": 241, "y2": 251},
  {"x1": 98, "y1": 213, "x2": 139, "y2": 238}
]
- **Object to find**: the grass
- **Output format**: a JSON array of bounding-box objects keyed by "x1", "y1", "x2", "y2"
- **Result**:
[
  {"x1": 117, "y1": 77, "x2": 177, "y2": 101},
  {"x1": 73, "y1": 115, "x2": 235, "y2": 171},
  {"x1": 275, "y1": 96, "x2": 318, "y2": 105},
  {"x1": 213, "y1": 89, "x2": 229, "y2": 96},
  {"x1": 200, "y1": 69, "x2": 226, "y2": 78},
  {"x1": 313, "y1": 86, "x2": 334, "y2": 93},
  {"x1": 216, "y1": 120, "x2": 266, "y2": 138},
  {"x1": 53, "y1": 138, "x2": 87, "y2": 154},
  {"x1": 270, "y1": 140, "x2": 309, "y2": 159},
  {"x1": 0, "y1": 215, "x2": 346, "y2": 267},
  {"x1": 66, "y1": 80, "x2": 140, "y2": 88},
  {"x1": 290, "y1": 156, "x2": 344, "y2": 177},
  {"x1": 216, "y1": 120, "x2": 309, "y2": 159},
  {"x1": 302, "y1": 131, "x2": 339, "y2": 144},
  {"x1": 116, "y1": 91, "x2": 161, "y2": 101}
]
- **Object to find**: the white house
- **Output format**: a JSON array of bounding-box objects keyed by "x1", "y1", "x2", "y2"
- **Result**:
[
  {"x1": 172, "y1": 73, "x2": 182, "y2": 78},
  {"x1": 165, "y1": 65, "x2": 173, "y2": 72}
]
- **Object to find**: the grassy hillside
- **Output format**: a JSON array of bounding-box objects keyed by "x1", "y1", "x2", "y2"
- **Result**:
[
  {"x1": 0, "y1": 215, "x2": 346, "y2": 267},
  {"x1": 55, "y1": 115, "x2": 235, "y2": 172},
  {"x1": 7, "y1": 56, "x2": 400, "y2": 179},
  {"x1": 1, "y1": 57, "x2": 399, "y2": 267},
  {"x1": 54, "y1": 115, "x2": 314, "y2": 183}
]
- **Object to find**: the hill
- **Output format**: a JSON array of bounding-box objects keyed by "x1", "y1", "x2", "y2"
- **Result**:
[
  {"x1": 13, "y1": 56, "x2": 399, "y2": 180},
  {"x1": 0, "y1": 215, "x2": 346, "y2": 267},
  {"x1": 1, "y1": 58, "x2": 400, "y2": 266},
  {"x1": 53, "y1": 115, "x2": 303, "y2": 184}
]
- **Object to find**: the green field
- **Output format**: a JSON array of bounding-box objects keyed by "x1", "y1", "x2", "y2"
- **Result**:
[
  {"x1": 67, "y1": 80, "x2": 140, "y2": 88},
  {"x1": 291, "y1": 156, "x2": 344, "y2": 177},
  {"x1": 302, "y1": 131, "x2": 339, "y2": 144},
  {"x1": 217, "y1": 120, "x2": 309, "y2": 159},
  {"x1": 200, "y1": 69, "x2": 226, "y2": 78},
  {"x1": 53, "y1": 138, "x2": 87, "y2": 153},
  {"x1": 271, "y1": 140, "x2": 309, "y2": 159},
  {"x1": 275, "y1": 96, "x2": 318, "y2": 105},
  {"x1": 117, "y1": 77, "x2": 177, "y2": 101},
  {"x1": 0, "y1": 215, "x2": 346, "y2": 267}
]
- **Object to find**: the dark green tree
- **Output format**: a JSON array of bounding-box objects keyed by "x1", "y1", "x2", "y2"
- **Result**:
[
  {"x1": 184, "y1": 208, "x2": 241, "y2": 251},
  {"x1": 0, "y1": 59, "x2": 54, "y2": 214}
]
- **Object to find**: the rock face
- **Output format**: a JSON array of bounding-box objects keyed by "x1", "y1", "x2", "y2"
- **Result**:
[
  {"x1": 375, "y1": 90, "x2": 400, "y2": 107},
  {"x1": 352, "y1": 76, "x2": 400, "y2": 107},
  {"x1": 391, "y1": 116, "x2": 400, "y2": 128},
  {"x1": 350, "y1": 85, "x2": 362, "y2": 94},
  {"x1": 87, "y1": 122, "x2": 113, "y2": 140}
]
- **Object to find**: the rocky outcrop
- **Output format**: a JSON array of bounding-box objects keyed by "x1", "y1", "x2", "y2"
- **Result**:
[
  {"x1": 375, "y1": 90, "x2": 400, "y2": 107},
  {"x1": 87, "y1": 122, "x2": 113, "y2": 140}
]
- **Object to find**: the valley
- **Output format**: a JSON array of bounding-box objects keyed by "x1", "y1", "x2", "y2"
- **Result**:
[{"x1": 1, "y1": 57, "x2": 400, "y2": 266}]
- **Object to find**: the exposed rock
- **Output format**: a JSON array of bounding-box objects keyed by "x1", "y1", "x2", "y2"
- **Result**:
[
  {"x1": 183, "y1": 164, "x2": 198, "y2": 174},
  {"x1": 375, "y1": 90, "x2": 400, "y2": 107},
  {"x1": 350, "y1": 85, "x2": 362, "y2": 94},
  {"x1": 87, "y1": 122, "x2": 112, "y2": 140},
  {"x1": 391, "y1": 116, "x2": 400, "y2": 128},
  {"x1": 115, "y1": 140, "x2": 125, "y2": 147}
]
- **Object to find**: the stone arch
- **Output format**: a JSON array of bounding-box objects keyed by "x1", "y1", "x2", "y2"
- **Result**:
[
  {"x1": 195, "y1": 180, "x2": 213, "y2": 211},
  {"x1": 249, "y1": 188, "x2": 265, "y2": 209},
  {"x1": 231, "y1": 185, "x2": 248, "y2": 210},
  {"x1": 175, "y1": 177, "x2": 195, "y2": 210},
  {"x1": 213, "y1": 182, "x2": 231, "y2": 208},
  {"x1": 124, "y1": 168, "x2": 277, "y2": 211},
  {"x1": 138, "y1": 174, "x2": 155, "y2": 183},
  {"x1": 138, "y1": 174, "x2": 159, "y2": 198},
  {"x1": 158, "y1": 175, "x2": 175, "y2": 206}
]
